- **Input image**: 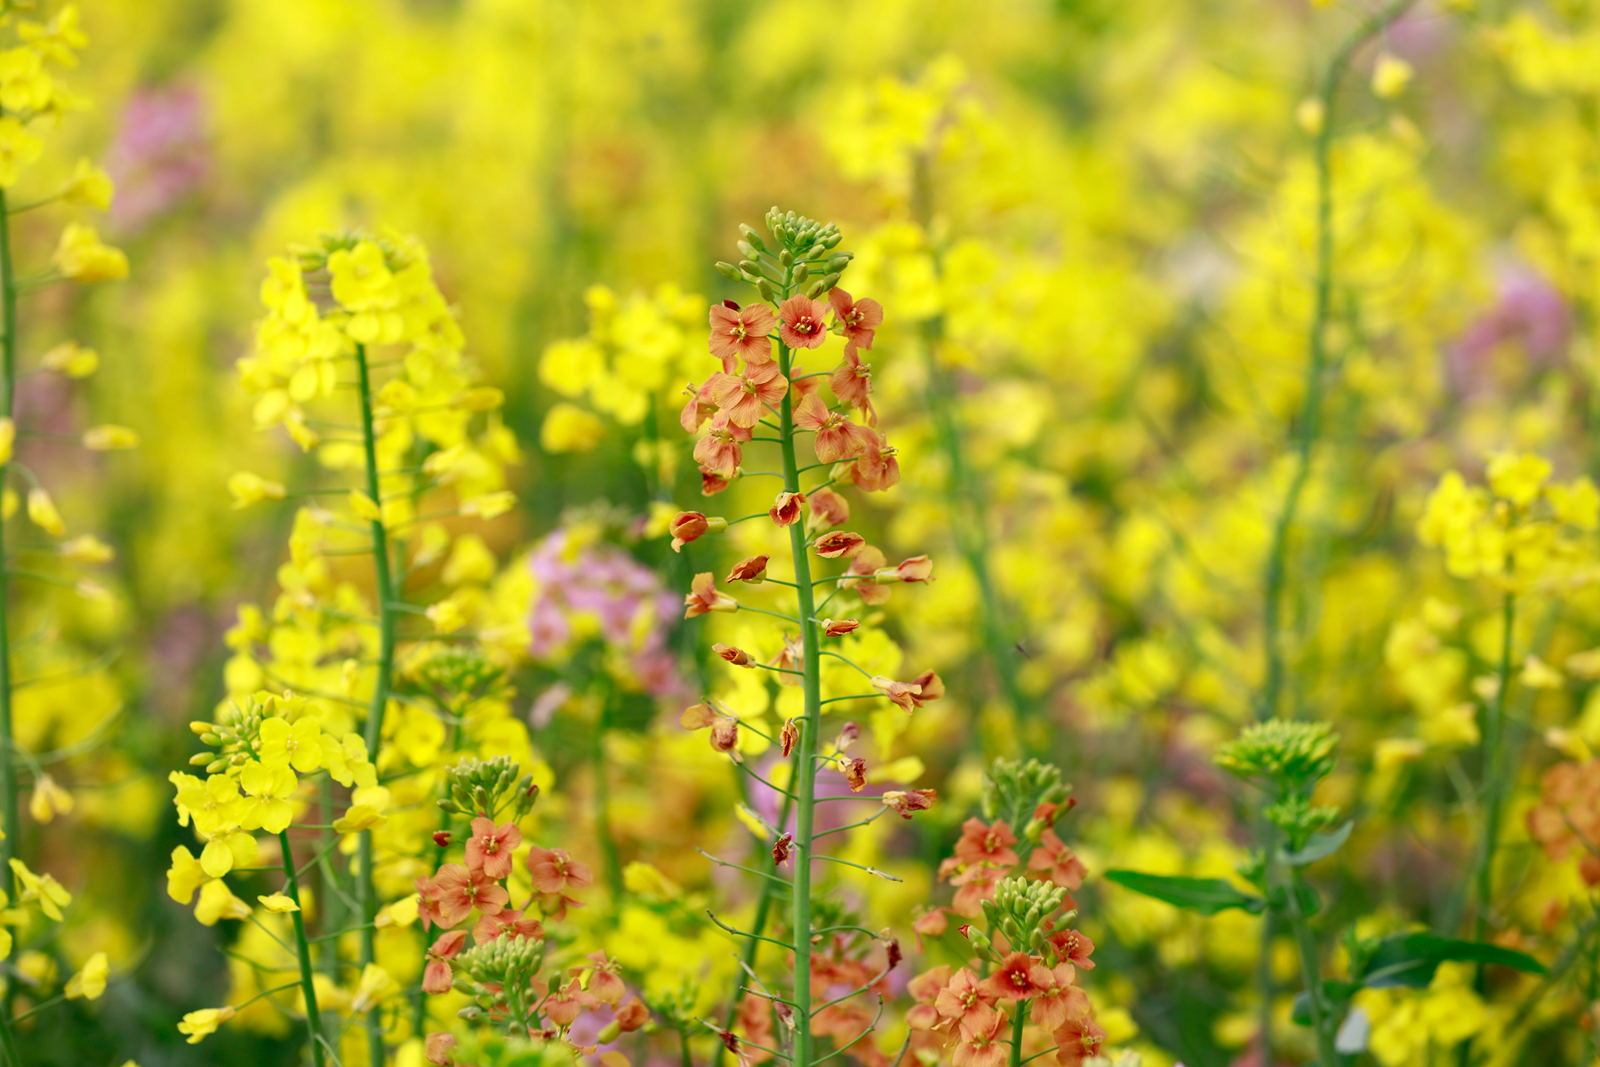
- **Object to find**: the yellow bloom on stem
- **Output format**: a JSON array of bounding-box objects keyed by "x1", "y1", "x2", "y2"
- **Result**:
[
  {"x1": 173, "y1": 773, "x2": 242, "y2": 838},
  {"x1": 258, "y1": 893, "x2": 299, "y2": 913},
  {"x1": 10, "y1": 858, "x2": 71, "y2": 920},
  {"x1": 64, "y1": 951, "x2": 108, "y2": 1000},
  {"x1": 82, "y1": 424, "x2": 139, "y2": 450},
  {"x1": 258, "y1": 716, "x2": 324, "y2": 774},
  {"x1": 60, "y1": 534, "x2": 113, "y2": 563},
  {"x1": 1486, "y1": 451, "x2": 1551, "y2": 508},
  {"x1": 27, "y1": 487, "x2": 64, "y2": 536},
  {"x1": 53, "y1": 222, "x2": 128, "y2": 282},
  {"x1": 227, "y1": 471, "x2": 286, "y2": 509},
  {"x1": 237, "y1": 761, "x2": 297, "y2": 834},
  {"x1": 194, "y1": 880, "x2": 251, "y2": 926},
  {"x1": 349, "y1": 963, "x2": 400, "y2": 1014},
  {"x1": 28, "y1": 772, "x2": 73, "y2": 823},
  {"x1": 39, "y1": 340, "x2": 97, "y2": 377},
  {"x1": 0, "y1": 116, "x2": 41, "y2": 187},
  {"x1": 62, "y1": 158, "x2": 113, "y2": 210},
  {"x1": 178, "y1": 1006, "x2": 236, "y2": 1043},
  {"x1": 166, "y1": 846, "x2": 210, "y2": 904},
  {"x1": 0, "y1": 416, "x2": 13, "y2": 465},
  {"x1": 330, "y1": 804, "x2": 386, "y2": 834}
]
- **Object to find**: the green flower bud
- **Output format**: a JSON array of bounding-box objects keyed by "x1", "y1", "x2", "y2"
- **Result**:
[{"x1": 715, "y1": 261, "x2": 741, "y2": 281}]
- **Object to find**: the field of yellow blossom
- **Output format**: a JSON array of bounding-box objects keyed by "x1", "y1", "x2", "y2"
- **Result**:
[{"x1": 0, "y1": 2, "x2": 1597, "y2": 1067}]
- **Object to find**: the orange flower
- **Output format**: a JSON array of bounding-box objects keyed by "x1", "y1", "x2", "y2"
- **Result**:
[
  {"x1": 935, "y1": 968, "x2": 1001, "y2": 1038},
  {"x1": 778, "y1": 295, "x2": 830, "y2": 349},
  {"x1": 1029, "y1": 964, "x2": 1087, "y2": 1030},
  {"x1": 526, "y1": 847, "x2": 594, "y2": 895},
  {"x1": 709, "y1": 300, "x2": 776, "y2": 364},
  {"x1": 573, "y1": 951, "x2": 626, "y2": 1005},
  {"x1": 714, "y1": 643, "x2": 754, "y2": 667},
  {"x1": 709, "y1": 717, "x2": 741, "y2": 760},
  {"x1": 780, "y1": 718, "x2": 799, "y2": 757},
  {"x1": 1048, "y1": 928, "x2": 1095, "y2": 971},
  {"x1": 699, "y1": 464, "x2": 732, "y2": 495},
  {"x1": 820, "y1": 618, "x2": 860, "y2": 636},
  {"x1": 871, "y1": 674, "x2": 924, "y2": 712},
  {"x1": 831, "y1": 343, "x2": 875, "y2": 425},
  {"x1": 846, "y1": 433, "x2": 900, "y2": 491},
  {"x1": 425, "y1": 1032, "x2": 458, "y2": 1066},
  {"x1": 950, "y1": 862, "x2": 1008, "y2": 916},
  {"x1": 983, "y1": 952, "x2": 1049, "y2": 1001},
  {"x1": 465, "y1": 816, "x2": 523, "y2": 880},
  {"x1": 711, "y1": 359, "x2": 789, "y2": 427},
  {"x1": 883, "y1": 788, "x2": 937, "y2": 819},
  {"x1": 472, "y1": 908, "x2": 544, "y2": 945},
  {"x1": 431, "y1": 862, "x2": 509, "y2": 926},
  {"x1": 954, "y1": 1011, "x2": 1010, "y2": 1067},
  {"x1": 1052, "y1": 1013, "x2": 1107, "y2": 1067},
  {"x1": 770, "y1": 491, "x2": 806, "y2": 526},
  {"x1": 828, "y1": 288, "x2": 883, "y2": 349},
  {"x1": 955, "y1": 818, "x2": 1020, "y2": 867},
  {"x1": 876, "y1": 554, "x2": 934, "y2": 583},
  {"x1": 844, "y1": 545, "x2": 893, "y2": 606},
  {"x1": 694, "y1": 413, "x2": 749, "y2": 479},
  {"x1": 680, "y1": 377, "x2": 720, "y2": 433},
  {"x1": 423, "y1": 930, "x2": 467, "y2": 994},
  {"x1": 726, "y1": 554, "x2": 769, "y2": 582},
  {"x1": 614, "y1": 996, "x2": 650, "y2": 1033},
  {"x1": 906, "y1": 965, "x2": 952, "y2": 1031},
  {"x1": 1028, "y1": 828, "x2": 1087, "y2": 891},
  {"x1": 670, "y1": 511, "x2": 727, "y2": 552},
  {"x1": 795, "y1": 393, "x2": 872, "y2": 463},
  {"x1": 544, "y1": 977, "x2": 598, "y2": 1026},
  {"x1": 842, "y1": 757, "x2": 867, "y2": 792},
  {"x1": 684, "y1": 572, "x2": 738, "y2": 618},
  {"x1": 815, "y1": 531, "x2": 866, "y2": 558},
  {"x1": 806, "y1": 487, "x2": 851, "y2": 536}
]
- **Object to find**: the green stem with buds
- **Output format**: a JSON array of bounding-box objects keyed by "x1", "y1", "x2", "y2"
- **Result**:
[
  {"x1": 354, "y1": 341, "x2": 398, "y2": 1067},
  {"x1": 280, "y1": 829, "x2": 328, "y2": 1067},
  {"x1": 780, "y1": 325, "x2": 823, "y2": 1067}
]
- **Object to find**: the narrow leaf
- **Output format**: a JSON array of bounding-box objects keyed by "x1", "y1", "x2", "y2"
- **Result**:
[
  {"x1": 1103, "y1": 869, "x2": 1264, "y2": 916},
  {"x1": 1283, "y1": 821, "x2": 1353, "y2": 867}
]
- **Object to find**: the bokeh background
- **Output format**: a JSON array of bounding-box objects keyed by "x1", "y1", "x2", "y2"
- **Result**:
[{"x1": 11, "y1": 0, "x2": 1600, "y2": 1064}]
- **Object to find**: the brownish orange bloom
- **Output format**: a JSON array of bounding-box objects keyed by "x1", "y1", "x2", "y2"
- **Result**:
[
  {"x1": 526, "y1": 847, "x2": 594, "y2": 895},
  {"x1": 906, "y1": 965, "x2": 953, "y2": 1031},
  {"x1": 780, "y1": 718, "x2": 799, "y2": 757},
  {"x1": 1052, "y1": 1012, "x2": 1107, "y2": 1067},
  {"x1": 670, "y1": 511, "x2": 727, "y2": 552},
  {"x1": 709, "y1": 300, "x2": 776, "y2": 364},
  {"x1": 425, "y1": 1032, "x2": 458, "y2": 1066},
  {"x1": 815, "y1": 531, "x2": 866, "y2": 558},
  {"x1": 423, "y1": 930, "x2": 466, "y2": 994},
  {"x1": 795, "y1": 392, "x2": 872, "y2": 463},
  {"x1": 950, "y1": 862, "x2": 1008, "y2": 916},
  {"x1": 770, "y1": 491, "x2": 805, "y2": 526},
  {"x1": 831, "y1": 343, "x2": 875, "y2": 425},
  {"x1": 910, "y1": 669, "x2": 945, "y2": 707},
  {"x1": 1030, "y1": 964, "x2": 1087, "y2": 1030},
  {"x1": 1049, "y1": 928, "x2": 1095, "y2": 970},
  {"x1": 806, "y1": 486, "x2": 851, "y2": 534},
  {"x1": 1528, "y1": 758, "x2": 1600, "y2": 886},
  {"x1": 431, "y1": 862, "x2": 509, "y2": 926},
  {"x1": 544, "y1": 978, "x2": 598, "y2": 1025},
  {"x1": 883, "y1": 788, "x2": 937, "y2": 819},
  {"x1": 844, "y1": 545, "x2": 893, "y2": 606},
  {"x1": 1029, "y1": 828, "x2": 1087, "y2": 890},
  {"x1": 876, "y1": 554, "x2": 933, "y2": 582},
  {"x1": 472, "y1": 908, "x2": 543, "y2": 945},
  {"x1": 935, "y1": 968, "x2": 1001, "y2": 1039},
  {"x1": 684, "y1": 572, "x2": 738, "y2": 618},
  {"x1": 614, "y1": 996, "x2": 650, "y2": 1033},
  {"x1": 984, "y1": 952, "x2": 1049, "y2": 1001},
  {"x1": 829, "y1": 288, "x2": 884, "y2": 348},
  {"x1": 735, "y1": 990, "x2": 776, "y2": 1065},
  {"x1": 779, "y1": 294, "x2": 830, "y2": 349},
  {"x1": 709, "y1": 717, "x2": 741, "y2": 759},
  {"x1": 726, "y1": 554, "x2": 770, "y2": 582},
  {"x1": 872, "y1": 674, "x2": 924, "y2": 712},
  {"x1": 713, "y1": 643, "x2": 754, "y2": 667},
  {"x1": 772, "y1": 832, "x2": 794, "y2": 866},
  {"x1": 842, "y1": 756, "x2": 867, "y2": 791},
  {"x1": 820, "y1": 618, "x2": 860, "y2": 636},
  {"x1": 681, "y1": 375, "x2": 723, "y2": 433},
  {"x1": 694, "y1": 412, "x2": 750, "y2": 479},
  {"x1": 955, "y1": 818, "x2": 1020, "y2": 867},
  {"x1": 846, "y1": 433, "x2": 900, "y2": 492},
  {"x1": 712, "y1": 360, "x2": 789, "y2": 427},
  {"x1": 700, "y1": 465, "x2": 732, "y2": 495}
]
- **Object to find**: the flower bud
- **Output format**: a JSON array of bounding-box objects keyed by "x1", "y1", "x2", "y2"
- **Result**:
[
  {"x1": 823, "y1": 231, "x2": 843, "y2": 249},
  {"x1": 818, "y1": 271, "x2": 842, "y2": 292},
  {"x1": 827, "y1": 254, "x2": 851, "y2": 272},
  {"x1": 793, "y1": 262, "x2": 809, "y2": 283},
  {"x1": 739, "y1": 224, "x2": 766, "y2": 252},
  {"x1": 433, "y1": 831, "x2": 453, "y2": 847},
  {"x1": 597, "y1": 1022, "x2": 622, "y2": 1045},
  {"x1": 805, "y1": 279, "x2": 827, "y2": 299},
  {"x1": 737, "y1": 240, "x2": 757, "y2": 259},
  {"x1": 716, "y1": 261, "x2": 741, "y2": 280},
  {"x1": 757, "y1": 278, "x2": 776, "y2": 303}
]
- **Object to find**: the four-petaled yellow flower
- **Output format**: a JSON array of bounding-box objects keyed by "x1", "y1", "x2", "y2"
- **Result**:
[
  {"x1": 65, "y1": 951, "x2": 109, "y2": 1000},
  {"x1": 258, "y1": 716, "x2": 325, "y2": 774},
  {"x1": 237, "y1": 761, "x2": 298, "y2": 835}
]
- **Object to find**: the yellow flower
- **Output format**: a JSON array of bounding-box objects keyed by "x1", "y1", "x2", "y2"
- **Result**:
[
  {"x1": 27, "y1": 773, "x2": 73, "y2": 824},
  {"x1": 349, "y1": 490, "x2": 382, "y2": 523},
  {"x1": 238, "y1": 761, "x2": 297, "y2": 834},
  {"x1": 0, "y1": 416, "x2": 12, "y2": 465},
  {"x1": 257, "y1": 893, "x2": 299, "y2": 913},
  {"x1": 172, "y1": 774, "x2": 242, "y2": 838},
  {"x1": 330, "y1": 804, "x2": 387, "y2": 834},
  {"x1": 53, "y1": 223, "x2": 129, "y2": 282},
  {"x1": 39, "y1": 340, "x2": 97, "y2": 378},
  {"x1": 349, "y1": 963, "x2": 400, "y2": 1014},
  {"x1": 177, "y1": 1006, "x2": 236, "y2": 1043},
  {"x1": 82, "y1": 424, "x2": 139, "y2": 450},
  {"x1": 0, "y1": 116, "x2": 41, "y2": 187},
  {"x1": 10, "y1": 858, "x2": 71, "y2": 920},
  {"x1": 461, "y1": 490, "x2": 516, "y2": 519},
  {"x1": 425, "y1": 597, "x2": 469, "y2": 634},
  {"x1": 374, "y1": 895, "x2": 419, "y2": 928},
  {"x1": 540, "y1": 402, "x2": 605, "y2": 453},
  {"x1": 61, "y1": 534, "x2": 113, "y2": 563},
  {"x1": 1486, "y1": 451, "x2": 1550, "y2": 508},
  {"x1": 227, "y1": 471, "x2": 286, "y2": 509},
  {"x1": 258, "y1": 716, "x2": 324, "y2": 774},
  {"x1": 62, "y1": 158, "x2": 113, "y2": 210},
  {"x1": 64, "y1": 951, "x2": 109, "y2": 1000},
  {"x1": 193, "y1": 880, "x2": 251, "y2": 926},
  {"x1": 27, "y1": 487, "x2": 64, "y2": 536},
  {"x1": 1372, "y1": 53, "x2": 1414, "y2": 99},
  {"x1": 166, "y1": 845, "x2": 210, "y2": 904}
]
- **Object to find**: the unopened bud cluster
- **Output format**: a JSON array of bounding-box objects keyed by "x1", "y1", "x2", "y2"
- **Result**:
[
  {"x1": 407, "y1": 645, "x2": 506, "y2": 703},
  {"x1": 439, "y1": 754, "x2": 539, "y2": 819},
  {"x1": 454, "y1": 933, "x2": 545, "y2": 992},
  {"x1": 188, "y1": 693, "x2": 283, "y2": 773},
  {"x1": 982, "y1": 876, "x2": 1071, "y2": 957},
  {"x1": 714, "y1": 207, "x2": 854, "y2": 303},
  {"x1": 983, "y1": 757, "x2": 1071, "y2": 848},
  {"x1": 1215, "y1": 720, "x2": 1338, "y2": 791}
]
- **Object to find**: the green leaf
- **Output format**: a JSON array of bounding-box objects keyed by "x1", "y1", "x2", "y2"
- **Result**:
[
  {"x1": 1103, "y1": 869, "x2": 1265, "y2": 916},
  {"x1": 1283, "y1": 821, "x2": 1353, "y2": 867},
  {"x1": 1290, "y1": 980, "x2": 1360, "y2": 1025},
  {"x1": 1357, "y1": 933, "x2": 1546, "y2": 989}
]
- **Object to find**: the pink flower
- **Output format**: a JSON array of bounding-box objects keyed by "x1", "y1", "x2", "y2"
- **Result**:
[
  {"x1": 846, "y1": 433, "x2": 900, "y2": 492},
  {"x1": 711, "y1": 360, "x2": 789, "y2": 427},
  {"x1": 680, "y1": 376, "x2": 720, "y2": 432},
  {"x1": 465, "y1": 816, "x2": 522, "y2": 880},
  {"x1": 526, "y1": 847, "x2": 594, "y2": 895},
  {"x1": 709, "y1": 301, "x2": 776, "y2": 364},
  {"x1": 779, "y1": 295, "x2": 830, "y2": 349},
  {"x1": 830, "y1": 343, "x2": 875, "y2": 424},
  {"x1": 1028, "y1": 828, "x2": 1087, "y2": 891},
  {"x1": 828, "y1": 288, "x2": 884, "y2": 348},
  {"x1": 983, "y1": 952, "x2": 1050, "y2": 1001}
]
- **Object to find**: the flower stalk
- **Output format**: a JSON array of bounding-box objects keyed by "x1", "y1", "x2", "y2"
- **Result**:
[
  {"x1": 279, "y1": 829, "x2": 328, "y2": 1067},
  {"x1": 0, "y1": 186, "x2": 16, "y2": 906}
]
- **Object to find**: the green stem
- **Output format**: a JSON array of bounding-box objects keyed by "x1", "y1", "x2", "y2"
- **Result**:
[
  {"x1": 0, "y1": 1012, "x2": 21, "y2": 1067},
  {"x1": 279, "y1": 830, "x2": 328, "y2": 1067},
  {"x1": 0, "y1": 185, "x2": 19, "y2": 903},
  {"x1": 595, "y1": 683, "x2": 624, "y2": 901},
  {"x1": 711, "y1": 787, "x2": 795, "y2": 1067},
  {"x1": 1472, "y1": 585, "x2": 1516, "y2": 974},
  {"x1": 1008, "y1": 1000, "x2": 1027, "y2": 1067},
  {"x1": 780, "y1": 324, "x2": 823, "y2": 1067},
  {"x1": 1283, "y1": 866, "x2": 1336, "y2": 1067},
  {"x1": 354, "y1": 342, "x2": 398, "y2": 1067}
]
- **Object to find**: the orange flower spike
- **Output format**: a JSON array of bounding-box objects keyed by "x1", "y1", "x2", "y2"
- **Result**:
[
  {"x1": 770, "y1": 491, "x2": 806, "y2": 527},
  {"x1": 684, "y1": 572, "x2": 739, "y2": 618},
  {"x1": 711, "y1": 359, "x2": 789, "y2": 428},
  {"x1": 526, "y1": 847, "x2": 594, "y2": 895},
  {"x1": 778, "y1": 294, "x2": 830, "y2": 349},
  {"x1": 814, "y1": 531, "x2": 866, "y2": 559},
  {"x1": 713, "y1": 643, "x2": 755, "y2": 667},
  {"x1": 726, "y1": 554, "x2": 770, "y2": 583},
  {"x1": 955, "y1": 817, "x2": 1020, "y2": 867},
  {"x1": 828, "y1": 288, "x2": 883, "y2": 349},
  {"x1": 670, "y1": 511, "x2": 727, "y2": 552},
  {"x1": 820, "y1": 618, "x2": 860, "y2": 636},
  {"x1": 805, "y1": 486, "x2": 851, "y2": 534},
  {"x1": 709, "y1": 300, "x2": 776, "y2": 365}
]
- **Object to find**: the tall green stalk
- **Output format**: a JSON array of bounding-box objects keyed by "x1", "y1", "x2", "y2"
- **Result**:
[
  {"x1": 280, "y1": 829, "x2": 328, "y2": 1067},
  {"x1": 1283, "y1": 863, "x2": 1338, "y2": 1067},
  {"x1": 778, "y1": 323, "x2": 823, "y2": 1067},
  {"x1": 354, "y1": 342, "x2": 399, "y2": 1067},
  {"x1": 1471, "y1": 585, "x2": 1515, "y2": 972},
  {"x1": 0, "y1": 186, "x2": 18, "y2": 904},
  {"x1": 712, "y1": 788, "x2": 794, "y2": 1067}
]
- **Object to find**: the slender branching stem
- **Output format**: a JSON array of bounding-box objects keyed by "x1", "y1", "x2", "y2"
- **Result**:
[{"x1": 279, "y1": 830, "x2": 328, "y2": 1067}]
